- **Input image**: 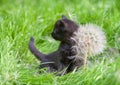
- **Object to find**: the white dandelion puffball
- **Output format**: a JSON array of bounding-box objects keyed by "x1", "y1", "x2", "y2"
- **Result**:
[{"x1": 72, "y1": 24, "x2": 106, "y2": 59}]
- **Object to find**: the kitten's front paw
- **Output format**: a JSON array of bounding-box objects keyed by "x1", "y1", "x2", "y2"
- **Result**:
[{"x1": 30, "y1": 37, "x2": 34, "y2": 42}]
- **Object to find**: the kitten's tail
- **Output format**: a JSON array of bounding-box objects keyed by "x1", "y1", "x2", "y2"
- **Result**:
[{"x1": 29, "y1": 37, "x2": 46, "y2": 61}]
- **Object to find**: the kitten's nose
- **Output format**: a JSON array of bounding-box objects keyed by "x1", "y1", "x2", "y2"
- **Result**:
[{"x1": 51, "y1": 32, "x2": 55, "y2": 37}]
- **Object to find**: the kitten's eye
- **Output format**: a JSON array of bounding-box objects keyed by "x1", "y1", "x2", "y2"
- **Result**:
[{"x1": 59, "y1": 27, "x2": 64, "y2": 31}]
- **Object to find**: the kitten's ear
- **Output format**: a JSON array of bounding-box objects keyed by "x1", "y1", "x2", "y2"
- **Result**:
[{"x1": 62, "y1": 15, "x2": 67, "y2": 19}]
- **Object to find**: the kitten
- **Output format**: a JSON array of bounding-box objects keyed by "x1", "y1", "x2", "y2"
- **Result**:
[{"x1": 29, "y1": 15, "x2": 82, "y2": 75}]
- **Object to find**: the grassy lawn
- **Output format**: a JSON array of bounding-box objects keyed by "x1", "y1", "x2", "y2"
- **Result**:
[{"x1": 0, "y1": 0, "x2": 120, "y2": 85}]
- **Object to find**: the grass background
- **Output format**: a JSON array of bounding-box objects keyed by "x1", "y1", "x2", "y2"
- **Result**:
[{"x1": 0, "y1": 0, "x2": 120, "y2": 85}]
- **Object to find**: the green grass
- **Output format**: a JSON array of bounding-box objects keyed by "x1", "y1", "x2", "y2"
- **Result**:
[{"x1": 0, "y1": 0, "x2": 120, "y2": 85}]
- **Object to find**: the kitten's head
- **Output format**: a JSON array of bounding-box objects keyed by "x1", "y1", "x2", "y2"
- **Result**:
[{"x1": 51, "y1": 15, "x2": 79, "y2": 42}]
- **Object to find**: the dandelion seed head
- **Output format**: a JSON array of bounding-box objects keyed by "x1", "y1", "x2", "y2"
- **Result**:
[{"x1": 72, "y1": 24, "x2": 106, "y2": 59}]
